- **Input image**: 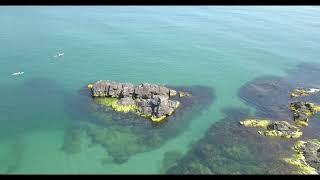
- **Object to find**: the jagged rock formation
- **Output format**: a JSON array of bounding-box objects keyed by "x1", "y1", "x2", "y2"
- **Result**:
[{"x1": 87, "y1": 80, "x2": 190, "y2": 122}]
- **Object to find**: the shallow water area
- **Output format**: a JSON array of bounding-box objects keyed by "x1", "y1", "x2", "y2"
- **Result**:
[{"x1": 1, "y1": 6, "x2": 320, "y2": 174}]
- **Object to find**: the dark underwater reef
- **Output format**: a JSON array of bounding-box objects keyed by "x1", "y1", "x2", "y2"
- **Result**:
[
  {"x1": 166, "y1": 62, "x2": 320, "y2": 174},
  {"x1": 166, "y1": 107, "x2": 295, "y2": 174}
]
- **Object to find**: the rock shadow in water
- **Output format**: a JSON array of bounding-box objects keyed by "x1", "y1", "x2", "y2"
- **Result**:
[
  {"x1": 0, "y1": 136, "x2": 25, "y2": 174},
  {"x1": 0, "y1": 77, "x2": 70, "y2": 140}
]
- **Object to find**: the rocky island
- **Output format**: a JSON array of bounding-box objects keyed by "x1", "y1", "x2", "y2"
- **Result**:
[
  {"x1": 61, "y1": 81, "x2": 215, "y2": 164},
  {"x1": 87, "y1": 80, "x2": 191, "y2": 122}
]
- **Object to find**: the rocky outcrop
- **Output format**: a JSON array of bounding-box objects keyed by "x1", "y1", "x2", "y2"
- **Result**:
[
  {"x1": 240, "y1": 119, "x2": 302, "y2": 138},
  {"x1": 87, "y1": 80, "x2": 188, "y2": 122},
  {"x1": 89, "y1": 80, "x2": 176, "y2": 98},
  {"x1": 289, "y1": 102, "x2": 320, "y2": 127},
  {"x1": 284, "y1": 139, "x2": 320, "y2": 174},
  {"x1": 179, "y1": 91, "x2": 192, "y2": 97},
  {"x1": 290, "y1": 88, "x2": 320, "y2": 98},
  {"x1": 239, "y1": 119, "x2": 271, "y2": 128},
  {"x1": 261, "y1": 121, "x2": 302, "y2": 138}
]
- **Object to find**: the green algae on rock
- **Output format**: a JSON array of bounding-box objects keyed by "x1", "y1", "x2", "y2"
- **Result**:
[
  {"x1": 239, "y1": 119, "x2": 271, "y2": 128},
  {"x1": 262, "y1": 121, "x2": 302, "y2": 139},
  {"x1": 240, "y1": 119, "x2": 302, "y2": 139},
  {"x1": 94, "y1": 97, "x2": 138, "y2": 113},
  {"x1": 289, "y1": 101, "x2": 320, "y2": 127},
  {"x1": 88, "y1": 80, "x2": 185, "y2": 122},
  {"x1": 283, "y1": 139, "x2": 320, "y2": 174}
]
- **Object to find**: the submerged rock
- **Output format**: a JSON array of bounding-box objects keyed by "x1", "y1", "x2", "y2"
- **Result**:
[
  {"x1": 167, "y1": 108, "x2": 294, "y2": 174},
  {"x1": 169, "y1": 161, "x2": 213, "y2": 174},
  {"x1": 161, "y1": 150, "x2": 183, "y2": 173},
  {"x1": 88, "y1": 80, "x2": 186, "y2": 122},
  {"x1": 289, "y1": 102, "x2": 320, "y2": 127},
  {"x1": 239, "y1": 63, "x2": 320, "y2": 124},
  {"x1": 85, "y1": 123, "x2": 150, "y2": 164},
  {"x1": 284, "y1": 139, "x2": 320, "y2": 174},
  {"x1": 240, "y1": 119, "x2": 302, "y2": 139},
  {"x1": 234, "y1": 63, "x2": 320, "y2": 174},
  {"x1": 61, "y1": 125, "x2": 85, "y2": 154},
  {"x1": 238, "y1": 76, "x2": 293, "y2": 120}
]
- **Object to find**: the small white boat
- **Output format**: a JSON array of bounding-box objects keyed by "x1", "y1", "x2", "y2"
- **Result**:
[
  {"x1": 308, "y1": 88, "x2": 320, "y2": 93},
  {"x1": 12, "y1": 72, "x2": 24, "y2": 76},
  {"x1": 54, "y1": 52, "x2": 64, "y2": 58}
]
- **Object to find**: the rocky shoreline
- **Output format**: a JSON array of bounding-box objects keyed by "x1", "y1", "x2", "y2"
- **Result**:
[{"x1": 87, "y1": 80, "x2": 191, "y2": 122}]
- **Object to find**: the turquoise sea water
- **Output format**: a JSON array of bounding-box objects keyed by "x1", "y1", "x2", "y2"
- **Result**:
[{"x1": 1, "y1": 6, "x2": 320, "y2": 174}]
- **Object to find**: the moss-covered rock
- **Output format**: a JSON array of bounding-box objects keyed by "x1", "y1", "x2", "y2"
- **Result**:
[
  {"x1": 94, "y1": 97, "x2": 138, "y2": 113},
  {"x1": 260, "y1": 129, "x2": 302, "y2": 139},
  {"x1": 89, "y1": 81, "x2": 187, "y2": 122},
  {"x1": 283, "y1": 139, "x2": 320, "y2": 174},
  {"x1": 240, "y1": 119, "x2": 271, "y2": 128},
  {"x1": 264, "y1": 121, "x2": 302, "y2": 139},
  {"x1": 289, "y1": 102, "x2": 320, "y2": 127},
  {"x1": 240, "y1": 119, "x2": 302, "y2": 139}
]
